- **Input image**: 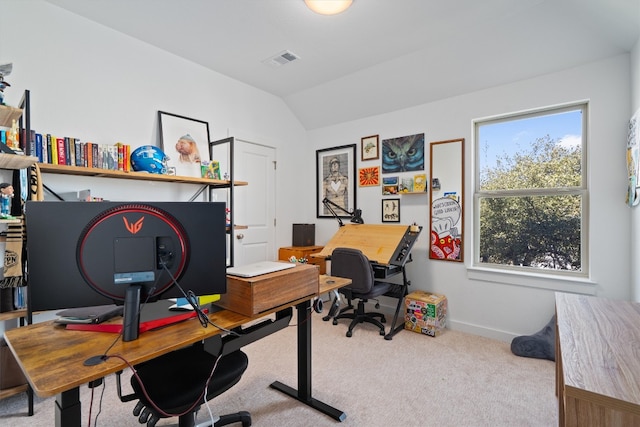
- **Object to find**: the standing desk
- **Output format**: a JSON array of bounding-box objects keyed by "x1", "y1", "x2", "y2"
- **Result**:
[
  {"x1": 4, "y1": 274, "x2": 351, "y2": 426},
  {"x1": 312, "y1": 224, "x2": 422, "y2": 340}
]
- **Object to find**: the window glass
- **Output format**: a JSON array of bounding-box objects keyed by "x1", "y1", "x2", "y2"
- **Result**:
[{"x1": 474, "y1": 104, "x2": 586, "y2": 274}]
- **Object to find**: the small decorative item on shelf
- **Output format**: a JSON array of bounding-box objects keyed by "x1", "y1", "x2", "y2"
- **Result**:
[
  {"x1": 288, "y1": 255, "x2": 308, "y2": 264},
  {"x1": 225, "y1": 208, "x2": 231, "y2": 226},
  {"x1": 201, "y1": 160, "x2": 221, "y2": 179},
  {"x1": 410, "y1": 222, "x2": 420, "y2": 233},
  {"x1": 0, "y1": 183, "x2": 14, "y2": 219}
]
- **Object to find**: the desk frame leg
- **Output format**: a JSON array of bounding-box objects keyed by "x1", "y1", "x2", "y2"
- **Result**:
[
  {"x1": 55, "y1": 387, "x2": 81, "y2": 427},
  {"x1": 270, "y1": 300, "x2": 347, "y2": 422},
  {"x1": 384, "y1": 267, "x2": 409, "y2": 341}
]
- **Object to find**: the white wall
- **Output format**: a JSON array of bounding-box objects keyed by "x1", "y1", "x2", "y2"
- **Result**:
[
  {"x1": 1, "y1": 1, "x2": 636, "y2": 341},
  {"x1": 308, "y1": 54, "x2": 632, "y2": 341},
  {"x1": 0, "y1": 1, "x2": 307, "y2": 252},
  {"x1": 631, "y1": 39, "x2": 640, "y2": 303}
]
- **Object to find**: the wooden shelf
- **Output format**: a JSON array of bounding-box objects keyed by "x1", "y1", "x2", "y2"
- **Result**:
[
  {"x1": 0, "y1": 309, "x2": 26, "y2": 322},
  {"x1": 0, "y1": 105, "x2": 22, "y2": 128},
  {"x1": 38, "y1": 163, "x2": 248, "y2": 187},
  {"x1": 399, "y1": 191, "x2": 428, "y2": 195},
  {"x1": 0, "y1": 153, "x2": 38, "y2": 170},
  {"x1": 0, "y1": 384, "x2": 28, "y2": 400}
]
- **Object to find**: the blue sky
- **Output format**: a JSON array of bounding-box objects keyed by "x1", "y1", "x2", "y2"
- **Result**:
[{"x1": 478, "y1": 109, "x2": 582, "y2": 171}]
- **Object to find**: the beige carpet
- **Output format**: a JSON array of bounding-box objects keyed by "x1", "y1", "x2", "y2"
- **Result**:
[{"x1": 0, "y1": 309, "x2": 557, "y2": 426}]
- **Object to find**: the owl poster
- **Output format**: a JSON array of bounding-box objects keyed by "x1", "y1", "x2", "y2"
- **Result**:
[{"x1": 381, "y1": 133, "x2": 425, "y2": 173}]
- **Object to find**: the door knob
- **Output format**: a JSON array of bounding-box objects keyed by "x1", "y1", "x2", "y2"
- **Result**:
[{"x1": 236, "y1": 233, "x2": 244, "y2": 240}]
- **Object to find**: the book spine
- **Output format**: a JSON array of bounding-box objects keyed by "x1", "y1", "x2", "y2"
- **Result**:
[
  {"x1": 85, "y1": 142, "x2": 92, "y2": 168},
  {"x1": 75, "y1": 140, "x2": 83, "y2": 166},
  {"x1": 68, "y1": 137, "x2": 76, "y2": 167},
  {"x1": 29, "y1": 129, "x2": 36, "y2": 157},
  {"x1": 50, "y1": 135, "x2": 58, "y2": 165},
  {"x1": 116, "y1": 143, "x2": 124, "y2": 171},
  {"x1": 63, "y1": 137, "x2": 71, "y2": 165},
  {"x1": 92, "y1": 143, "x2": 98, "y2": 168},
  {"x1": 124, "y1": 144, "x2": 131, "y2": 171},
  {"x1": 35, "y1": 133, "x2": 43, "y2": 163},
  {"x1": 56, "y1": 138, "x2": 67, "y2": 165}
]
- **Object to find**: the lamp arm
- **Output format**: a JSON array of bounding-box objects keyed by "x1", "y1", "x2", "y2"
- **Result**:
[
  {"x1": 322, "y1": 198, "x2": 345, "y2": 227},
  {"x1": 322, "y1": 197, "x2": 354, "y2": 216}
]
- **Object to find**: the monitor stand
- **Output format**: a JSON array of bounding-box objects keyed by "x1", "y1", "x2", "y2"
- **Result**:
[
  {"x1": 83, "y1": 285, "x2": 141, "y2": 366},
  {"x1": 123, "y1": 284, "x2": 141, "y2": 342}
]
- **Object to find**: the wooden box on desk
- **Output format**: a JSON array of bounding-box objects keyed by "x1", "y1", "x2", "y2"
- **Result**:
[{"x1": 218, "y1": 263, "x2": 319, "y2": 316}]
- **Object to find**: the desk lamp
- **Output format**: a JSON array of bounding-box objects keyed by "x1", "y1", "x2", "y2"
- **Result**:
[{"x1": 322, "y1": 197, "x2": 364, "y2": 227}]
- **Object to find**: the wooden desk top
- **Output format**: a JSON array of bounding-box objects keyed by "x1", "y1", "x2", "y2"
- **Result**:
[
  {"x1": 312, "y1": 224, "x2": 410, "y2": 265},
  {"x1": 4, "y1": 274, "x2": 349, "y2": 398},
  {"x1": 556, "y1": 293, "x2": 640, "y2": 413}
]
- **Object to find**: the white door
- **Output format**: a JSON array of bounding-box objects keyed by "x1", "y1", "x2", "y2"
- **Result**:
[{"x1": 231, "y1": 140, "x2": 276, "y2": 266}]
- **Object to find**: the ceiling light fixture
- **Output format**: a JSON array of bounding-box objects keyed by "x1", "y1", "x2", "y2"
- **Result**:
[{"x1": 304, "y1": 0, "x2": 353, "y2": 16}]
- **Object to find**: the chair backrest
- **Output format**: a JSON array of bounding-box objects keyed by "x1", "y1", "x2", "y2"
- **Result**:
[{"x1": 330, "y1": 247, "x2": 375, "y2": 293}]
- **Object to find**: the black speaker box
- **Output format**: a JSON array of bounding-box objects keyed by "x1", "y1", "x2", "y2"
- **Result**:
[{"x1": 292, "y1": 223, "x2": 315, "y2": 247}]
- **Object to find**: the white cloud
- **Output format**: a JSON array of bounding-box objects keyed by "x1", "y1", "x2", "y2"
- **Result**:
[{"x1": 557, "y1": 134, "x2": 581, "y2": 149}]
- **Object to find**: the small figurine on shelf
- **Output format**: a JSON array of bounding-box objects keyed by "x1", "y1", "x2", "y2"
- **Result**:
[{"x1": 0, "y1": 183, "x2": 14, "y2": 219}]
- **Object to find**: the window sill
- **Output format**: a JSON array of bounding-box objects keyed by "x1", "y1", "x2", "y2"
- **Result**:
[{"x1": 467, "y1": 266, "x2": 597, "y2": 295}]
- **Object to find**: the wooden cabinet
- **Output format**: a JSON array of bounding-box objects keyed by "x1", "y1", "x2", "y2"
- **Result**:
[
  {"x1": 555, "y1": 292, "x2": 640, "y2": 426},
  {"x1": 278, "y1": 246, "x2": 326, "y2": 274}
]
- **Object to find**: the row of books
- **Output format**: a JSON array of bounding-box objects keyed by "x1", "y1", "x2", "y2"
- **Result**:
[{"x1": 28, "y1": 130, "x2": 132, "y2": 171}]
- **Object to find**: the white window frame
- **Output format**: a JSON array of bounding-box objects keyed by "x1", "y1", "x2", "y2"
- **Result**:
[{"x1": 470, "y1": 101, "x2": 592, "y2": 290}]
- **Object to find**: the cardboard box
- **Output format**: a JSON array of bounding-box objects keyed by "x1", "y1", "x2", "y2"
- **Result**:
[
  {"x1": 217, "y1": 263, "x2": 319, "y2": 316},
  {"x1": 0, "y1": 337, "x2": 27, "y2": 389},
  {"x1": 404, "y1": 291, "x2": 447, "y2": 337}
]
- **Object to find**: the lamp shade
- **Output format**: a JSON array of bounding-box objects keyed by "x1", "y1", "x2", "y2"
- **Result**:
[{"x1": 304, "y1": 0, "x2": 353, "y2": 15}]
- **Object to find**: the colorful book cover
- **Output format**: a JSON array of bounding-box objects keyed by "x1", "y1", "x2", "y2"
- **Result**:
[
  {"x1": 35, "y1": 133, "x2": 43, "y2": 162},
  {"x1": 50, "y1": 134, "x2": 58, "y2": 165},
  {"x1": 413, "y1": 174, "x2": 427, "y2": 192},
  {"x1": 56, "y1": 137, "x2": 66, "y2": 165}
]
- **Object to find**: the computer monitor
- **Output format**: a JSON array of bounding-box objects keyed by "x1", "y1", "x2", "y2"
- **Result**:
[{"x1": 25, "y1": 201, "x2": 227, "y2": 341}]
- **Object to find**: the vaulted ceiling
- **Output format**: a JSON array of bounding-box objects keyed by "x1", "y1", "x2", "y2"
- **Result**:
[{"x1": 45, "y1": 0, "x2": 640, "y2": 129}]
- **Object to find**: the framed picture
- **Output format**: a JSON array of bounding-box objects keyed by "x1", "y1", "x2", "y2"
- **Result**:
[
  {"x1": 382, "y1": 176, "x2": 399, "y2": 195},
  {"x1": 158, "y1": 111, "x2": 210, "y2": 177},
  {"x1": 358, "y1": 166, "x2": 380, "y2": 187},
  {"x1": 381, "y1": 133, "x2": 425, "y2": 173},
  {"x1": 316, "y1": 144, "x2": 357, "y2": 219},
  {"x1": 361, "y1": 134, "x2": 379, "y2": 161},
  {"x1": 382, "y1": 198, "x2": 400, "y2": 222}
]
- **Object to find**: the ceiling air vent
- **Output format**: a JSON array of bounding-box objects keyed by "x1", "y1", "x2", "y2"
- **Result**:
[{"x1": 262, "y1": 50, "x2": 300, "y2": 68}]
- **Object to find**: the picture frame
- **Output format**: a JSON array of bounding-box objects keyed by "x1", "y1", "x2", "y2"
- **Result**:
[
  {"x1": 361, "y1": 135, "x2": 380, "y2": 161},
  {"x1": 358, "y1": 166, "x2": 380, "y2": 187},
  {"x1": 381, "y1": 133, "x2": 425, "y2": 173},
  {"x1": 316, "y1": 144, "x2": 357, "y2": 219},
  {"x1": 382, "y1": 198, "x2": 400, "y2": 222},
  {"x1": 382, "y1": 176, "x2": 399, "y2": 195},
  {"x1": 158, "y1": 111, "x2": 210, "y2": 178}
]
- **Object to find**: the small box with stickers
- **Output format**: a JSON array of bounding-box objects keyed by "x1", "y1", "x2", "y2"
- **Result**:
[{"x1": 404, "y1": 291, "x2": 447, "y2": 337}]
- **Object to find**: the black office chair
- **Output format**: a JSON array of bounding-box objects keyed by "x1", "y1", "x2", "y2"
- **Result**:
[
  {"x1": 117, "y1": 340, "x2": 251, "y2": 427},
  {"x1": 330, "y1": 247, "x2": 393, "y2": 337}
]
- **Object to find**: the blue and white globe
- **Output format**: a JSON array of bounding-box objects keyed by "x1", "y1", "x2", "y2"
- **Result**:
[{"x1": 130, "y1": 145, "x2": 169, "y2": 174}]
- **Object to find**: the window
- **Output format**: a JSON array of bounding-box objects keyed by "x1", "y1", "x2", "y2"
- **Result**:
[{"x1": 473, "y1": 103, "x2": 587, "y2": 276}]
